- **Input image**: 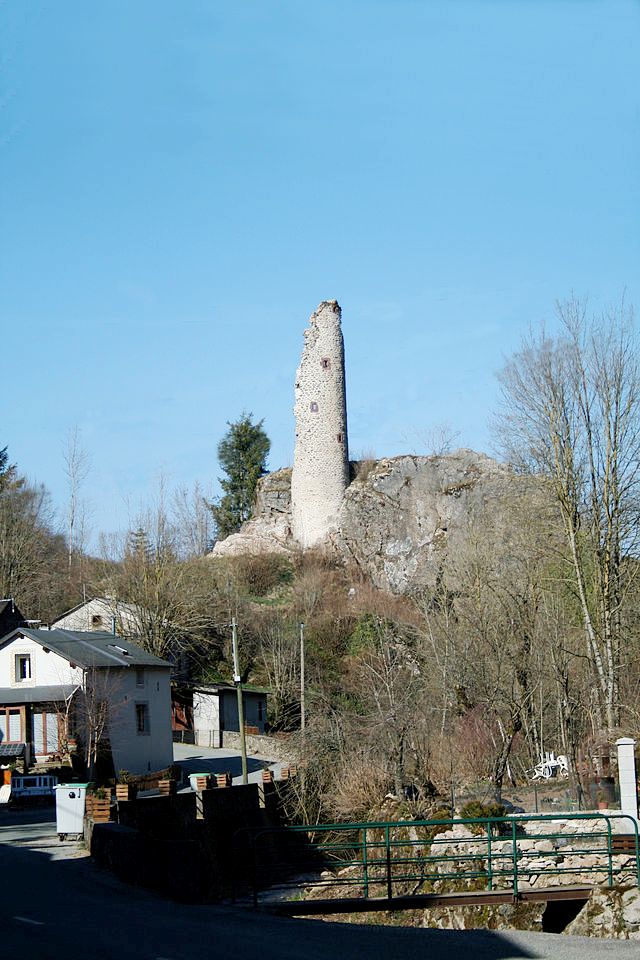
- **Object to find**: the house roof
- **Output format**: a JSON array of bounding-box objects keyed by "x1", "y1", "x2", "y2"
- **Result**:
[
  {"x1": 0, "y1": 684, "x2": 79, "y2": 705},
  {"x1": 0, "y1": 599, "x2": 26, "y2": 633},
  {"x1": 192, "y1": 682, "x2": 270, "y2": 696},
  {"x1": 0, "y1": 628, "x2": 170, "y2": 670}
]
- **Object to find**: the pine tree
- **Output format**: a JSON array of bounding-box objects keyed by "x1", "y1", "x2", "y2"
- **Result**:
[
  {"x1": 0, "y1": 447, "x2": 20, "y2": 491},
  {"x1": 210, "y1": 413, "x2": 270, "y2": 539}
]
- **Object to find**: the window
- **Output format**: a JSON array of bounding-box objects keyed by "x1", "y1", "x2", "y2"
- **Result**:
[
  {"x1": 320, "y1": 357, "x2": 331, "y2": 370},
  {"x1": 337, "y1": 433, "x2": 343, "y2": 443},
  {"x1": 135, "y1": 703, "x2": 150, "y2": 735},
  {"x1": 310, "y1": 402, "x2": 318, "y2": 413},
  {"x1": 0, "y1": 708, "x2": 22, "y2": 742},
  {"x1": 135, "y1": 667, "x2": 145, "y2": 687},
  {"x1": 15, "y1": 654, "x2": 31, "y2": 682},
  {"x1": 91, "y1": 614, "x2": 103, "y2": 627}
]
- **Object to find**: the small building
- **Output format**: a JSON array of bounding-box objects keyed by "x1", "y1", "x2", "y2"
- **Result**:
[
  {"x1": 51, "y1": 596, "x2": 141, "y2": 635},
  {"x1": 52, "y1": 596, "x2": 191, "y2": 681},
  {"x1": 0, "y1": 627, "x2": 173, "y2": 775},
  {"x1": 189, "y1": 683, "x2": 268, "y2": 749}
]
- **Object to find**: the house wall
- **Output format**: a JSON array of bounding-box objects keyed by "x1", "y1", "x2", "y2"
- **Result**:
[
  {"x1": 107, "y1": 666, "x2": 173, "y2": 776},
  {"x1": 221, "y1": 690, "x2": 266, "y2": 734},
  {"x1": 192, "y1": 691, "x2": 221, "y2": 748},
  {"x1": 0, "y1": 634, "x2": 82, "y2": 688},
  {"x1": 52, "y1": 599, "x2": 139, "y2": 635}
]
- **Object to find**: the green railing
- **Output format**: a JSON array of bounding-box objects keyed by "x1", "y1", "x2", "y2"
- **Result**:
[{"x1": 234, "y1": 812, "x2": 640, "y2": 907}]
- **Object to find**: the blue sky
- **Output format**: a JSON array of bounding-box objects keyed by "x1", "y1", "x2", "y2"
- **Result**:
[{"x1": 1, "y1": 1, "x2": 638, "y2": 544}]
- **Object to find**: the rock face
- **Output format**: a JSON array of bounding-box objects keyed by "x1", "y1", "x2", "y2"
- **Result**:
[
  {"x1": 334, "y1": 450, "x2": 513, "y2": 592},
  {"x1": 565, "y1": 887, "x2": 640, "y2": 939},
  {"x1": 211, "y1": 450, "x2": 518, "y2": 593},
  {"x1": 291, "y1": 300, "x2": 350, "y2": 549},
  {"x1": 209, "y1": 468, "x2": 293, "y2": 558}
]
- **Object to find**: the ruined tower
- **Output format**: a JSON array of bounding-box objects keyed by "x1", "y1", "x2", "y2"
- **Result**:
[{"x1": 291, "y1": 300, "x2": 350, "y2": 549}]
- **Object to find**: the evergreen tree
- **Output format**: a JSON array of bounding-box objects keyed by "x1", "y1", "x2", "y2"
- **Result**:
[
  {"x1": 0, "y1": 447, "x2": 20, "y2": 491},
  {"x1": 210, "y1": 413, "x2": 270, "y2": 539}
]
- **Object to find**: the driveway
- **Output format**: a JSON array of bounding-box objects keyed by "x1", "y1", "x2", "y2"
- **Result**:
[{"x1": 173, "y1": 741, "x2": 282, "y2": 786}]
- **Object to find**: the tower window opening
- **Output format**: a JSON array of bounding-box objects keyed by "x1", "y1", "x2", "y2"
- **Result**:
[
  {"x1": 337, "y1": 433, "x2": 343, "y2": 443},
  {"x1": 321, "y1": 358, "x2": 331, "y2": 370},
  {"x1": 310, "y1": 402, "x2": 318, "y2": 413}
]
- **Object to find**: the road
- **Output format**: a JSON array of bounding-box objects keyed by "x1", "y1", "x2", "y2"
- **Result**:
[
  {"x1": 0, "y1": 814, "x2": 639, "y2": 960},
  {"x1": 172, "y1": 741, "x2": 282, "y2": 786}
]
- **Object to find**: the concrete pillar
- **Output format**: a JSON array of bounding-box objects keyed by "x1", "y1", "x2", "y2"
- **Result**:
[{"x1": 616, "y1": 737, "x2": 638, "y2": 832}]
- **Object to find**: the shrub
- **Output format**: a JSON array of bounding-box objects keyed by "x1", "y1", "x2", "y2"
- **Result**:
[
  {"x1": 232, "y1": 553, "x2": 292, "y2": 596},
  {"x1": 459, "y1": 800, "x2": 508, "y2": 835}
]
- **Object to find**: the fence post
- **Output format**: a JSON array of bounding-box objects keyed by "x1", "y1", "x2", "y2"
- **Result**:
[
  {"x1": 511, "y1": 818, "x2": 519, "y2": 898},
  {"x1": 252, "y1": 833, "x2": 259, "y2": 908},
  {"x1": 486, "y1": 818, "x2": 493, "y2": 891},
  {"x1": 605, "y1": 816, "x2": 613, "y2": 888},
  {"x1": 361, "y1": 827, "x2": 369, "y2": 899},
  {"x1": 386, "y1": 825, "x2": 392, "y2": 900}
]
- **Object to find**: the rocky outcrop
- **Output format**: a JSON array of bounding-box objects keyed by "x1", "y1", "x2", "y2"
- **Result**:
[
  {"x1": 210, "y1": 469, "x2": 293, "y2": 558},
  {"x1": 333, "y1": 450, "x2": 514, "y2": 592},
  {"x1": 210, "y1": 450, "x2": 522, "y2": 591},
  {"x1": 565, "y1": 887, "x2": 640, "y2": 939}
]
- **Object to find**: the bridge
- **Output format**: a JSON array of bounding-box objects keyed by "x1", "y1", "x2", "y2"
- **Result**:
[{"x1": 234, "y1": 812, "x2": 640, "y2": 916}]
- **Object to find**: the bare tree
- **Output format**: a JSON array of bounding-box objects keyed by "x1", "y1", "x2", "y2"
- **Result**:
[
  {"x1": 0, "y1": 470, "x2": 66, "y2": 619},
  {"x1": 254, "y1": 613, "x2": 300, "y2": 730},
  {"x1": 496, "y1": 297, "x2": 640, "y2": 733},
  {"x1": 96, "y1": 482, "x2": 225, "y2": 670},
  {"x1": 75, "y1": 667, "x2": 125, "y2": 779},
  {"x1": 62, "y1": 426, "x2": 91, "y2": 576},
  {"x1": 173, "y1": 481, "x2": 214, "y2": 558}
]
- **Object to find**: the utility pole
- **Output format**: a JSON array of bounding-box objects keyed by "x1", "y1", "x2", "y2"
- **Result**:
[
  {"x1": 231, "y1": 617, "x2": 248, "y2": 784},
  {"x1": 299, "y1": 621, "x2": 306, "y2": 734}
]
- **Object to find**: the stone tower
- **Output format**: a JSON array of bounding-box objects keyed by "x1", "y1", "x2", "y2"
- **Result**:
[{"x1": 291, "y1": 300, "x2": 350, "y2": 548}]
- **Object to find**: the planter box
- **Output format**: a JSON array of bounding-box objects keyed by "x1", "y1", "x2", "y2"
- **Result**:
[
  {"x1": 215, "y1": 772, "x2": 231, "y2": 789},
  {"x1": 262, "y1": 769, "x2": 274, "y2": 784},
  {"x1": 115, "y1": 783, "x2": 137, "y2": 802},
  {"x1": 86, "y1": 795, "x2": 111, "y2": 822},
  {"x1": 158, "y1": 778, "x2": 177, "y2": 796}
]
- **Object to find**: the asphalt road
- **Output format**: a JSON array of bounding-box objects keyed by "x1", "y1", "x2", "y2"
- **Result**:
[
  {"x1": 172, "y1": 741, "x2": 280, "y2": 786},
  {"x1": 1, "y1": 817, "x2": 639, "y2": 960}
]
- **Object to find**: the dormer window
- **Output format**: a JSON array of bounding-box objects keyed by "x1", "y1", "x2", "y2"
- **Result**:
[{"x1": 15, "y1": 654, "x2": 31, "y2": 682}]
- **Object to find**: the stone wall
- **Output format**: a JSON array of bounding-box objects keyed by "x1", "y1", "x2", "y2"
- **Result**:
[
  {"x1": 221, "y1": 730, "x2": 296, "y2": 765},
  {"x1": 291, "y1": 300, "x2": 350, "y2": 549},
  {"x1": 89, "y1": 782, "x2": 285, "y2": 901}
]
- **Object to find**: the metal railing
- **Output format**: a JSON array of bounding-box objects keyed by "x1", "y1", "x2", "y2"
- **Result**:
[{"x1": 234, "y1": 812, "x2": 640, "y2": 908}]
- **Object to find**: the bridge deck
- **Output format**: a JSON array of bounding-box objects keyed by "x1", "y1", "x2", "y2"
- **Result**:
[{"x1": 267, "y1": 885, "x2": 593, "y2": 916}]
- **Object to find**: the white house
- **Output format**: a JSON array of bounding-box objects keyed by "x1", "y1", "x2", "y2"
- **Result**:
[
  {"x1": 0, "y1": 627, "x2": 173, "y2": 776},
  {"x1": 52, "y1": 596, "x2": 191, "y2": 682},
  {"x1": 51, "y1": 597, "x2": 142, "y2": 635},
  {"x1": 191, "y1": 683, "x2": 268, "y2": 748}
]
